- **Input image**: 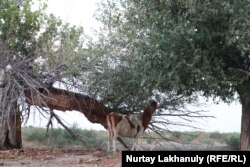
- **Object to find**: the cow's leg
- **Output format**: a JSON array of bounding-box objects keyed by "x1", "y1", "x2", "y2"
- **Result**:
[
  {"x1": 107, "y1": 131, "x2": 111, "y2": 152},
  {"x1": 112, "y1": 129, "x2": 118, "y2": 153},
  {"x1": 136, "y1": 136, "x2": 142, "y2": 150},
  {"x1": 131, "y1": 135, "x2": 139, "y2": 151}
]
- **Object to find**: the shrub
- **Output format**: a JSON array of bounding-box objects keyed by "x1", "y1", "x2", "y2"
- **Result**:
[
  {"x1": 179, "y1": 132, "x2": 199, "y2": 143},
  {"x1": 22, "y1": 126, "x2": 106, "y2": 148},
  {"x1": 209, "y1": 132, "x2": 223, "y2": 140},
  {"x1": 172, "y1": 131, "x2": 182, "y2": 140},
  {"x1": 225, "y1": 133, "x2": 240, "y2": 150},
  {"x1": 22, "y1": 127, "x2": 46, "y2": 143}
]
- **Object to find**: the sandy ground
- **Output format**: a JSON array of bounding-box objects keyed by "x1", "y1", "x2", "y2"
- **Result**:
[
  {"x1": 0, "y1": 134, "x2": 232, "y2": 167},
  {"x1": 0, "y1": 143, "x2": 231, "y2": 167},
  {"x1": 0, "y1": 147, "x2": 121, "y2": 167}
]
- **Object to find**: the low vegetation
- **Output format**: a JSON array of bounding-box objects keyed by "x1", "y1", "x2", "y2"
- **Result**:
[
  {"x1": 22, "y1": 126, "x2": 240, "y2": 150},
  {"x1": 22, "y1": 125, "x2": 107, "y2": 148}
]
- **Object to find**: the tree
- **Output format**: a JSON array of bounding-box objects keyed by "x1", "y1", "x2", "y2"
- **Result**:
[
  {"x1": 0, "y1": 0, "x2": 131, "y2": 150},
  {"x1": 91, "y1": 0, "x2": 250, "y2": 149},
  {"x1": 0, "y1": 0, "x2": 86, "y2": 149}
]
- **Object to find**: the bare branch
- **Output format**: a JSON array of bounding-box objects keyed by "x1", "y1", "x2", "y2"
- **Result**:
[{"x1": 49, "y1": 109, "x2": 87, "y2": 145}]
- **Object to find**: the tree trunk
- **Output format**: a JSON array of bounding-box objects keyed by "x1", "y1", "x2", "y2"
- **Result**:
[
  {"x1": 240, "y1": 91, "x2": 250, "y2": 150},
  {"x1": 24, "y1": 87, "x2": 130, "y2": 149},
  {"x1": 24, "y1": 87, "x2": 113, "y2": 129},
  {"x1": 0, "y1": 69, "x2": 22, "y2": 150},
  {"x1": 0, "y1": 88, "x2": 22, "y2": 150}
]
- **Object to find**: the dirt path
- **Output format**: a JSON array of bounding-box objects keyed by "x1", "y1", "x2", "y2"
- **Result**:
[{"x1": 0, "y1": 147, "x2": 121, "y2": 167}]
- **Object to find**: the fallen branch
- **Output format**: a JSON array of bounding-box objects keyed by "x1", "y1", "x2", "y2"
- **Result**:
[{"x1": 49, "y1": 109, "x2": 88, "y2": 145}]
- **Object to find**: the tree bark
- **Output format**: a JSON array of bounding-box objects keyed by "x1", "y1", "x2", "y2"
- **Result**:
[
  {"x1": 24, "y1": 87, "x2": 113, "y2": 129},
  {"x1": 0, "y1": 69, "x2": 22, "y2": 149},
  {"x1": 239, "y1": 91, "x2": 250, "y2": 150},
  {"x1": 0, "y1": 88, "x2": 22, "y2": 150}
]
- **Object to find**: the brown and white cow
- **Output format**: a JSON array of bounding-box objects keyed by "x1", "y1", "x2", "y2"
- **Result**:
[{"x1": 106, "y1": 101, "x2": 157, "y2": 152}]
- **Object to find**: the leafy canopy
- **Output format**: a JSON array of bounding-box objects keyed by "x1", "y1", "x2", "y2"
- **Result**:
[
  {"x1": 88, "y1": 0, "x2": 250, "y2": 108},
  {"x1": 0, "y1": 0, "x2": 87, "y2": 81}
]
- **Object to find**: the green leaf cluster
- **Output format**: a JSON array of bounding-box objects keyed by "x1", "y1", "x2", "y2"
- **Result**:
[
  {"x1": 88, "y1": 0, "x2": 250, "y2": 109},
  {"x1": 0, "y1": 0, "x2": 87, "y2": 80}
]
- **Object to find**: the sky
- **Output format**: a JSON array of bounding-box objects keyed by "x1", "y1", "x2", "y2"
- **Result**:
[
  {"x1": 45, "y1": 0, "x2": 101, "y2": 36},
  {"x1": 26, "y1": 0, "x2": 242, "y2": 133}
]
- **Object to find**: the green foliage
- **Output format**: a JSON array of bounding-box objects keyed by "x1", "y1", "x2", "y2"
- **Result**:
[
  {"x1": 176, "y1": 132, "x2": 199, "y2": 143},
  {"x1": 0, "y1": 0, "x2": 86, "y2": 77},
  {"x1": 22, "y1": 127, "x2": 240, "y2": 150},
  {"x1": 209, "y1": 131, "x2": 223, "y2": 140},
  {"x1": 224, "y1": 133, "x2": 240, "y2": 150},
  {"x1": 89, "y1": 0, "x2": 250, "y2": 109},
  {"x1": 22, "y1": 126, "x2": 104, "y2": 148},
  {"x1": 0, "y1": 0, "x2": 41, "y2": 55},
  {"x1": 22, "y1": 127, "x2": 46, "y2": 143},
  {"x1": 171, "y1": 131, "x2": 240, "y2": 150},
  {"x1": 172, "y1": 131, "x2": 182, "y2": 139}
]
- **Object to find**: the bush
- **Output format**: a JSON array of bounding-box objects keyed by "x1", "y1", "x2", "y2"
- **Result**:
[
  {"x1": 22, "y1": 127, "x2": 47, "y2": 143},
  {"x1": 179, "y1": 132, "x2": 199, "y2": 143},
  {"x1": 209, "y1": 132, "x2": 223, "y2": 140},
  {"x1": 172, "y1": 131, "x2": 182, "y2": 140},
  {"x1": 225, "y1": 133, "x2": 240, "y2": 150},
  {"x1": 22, "y1": 126, "x2": 106, "y2": 148}
]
